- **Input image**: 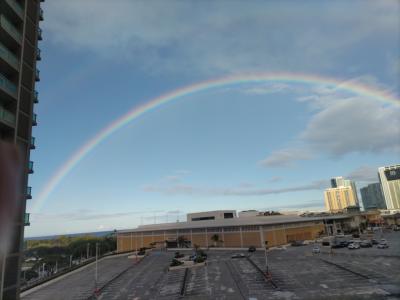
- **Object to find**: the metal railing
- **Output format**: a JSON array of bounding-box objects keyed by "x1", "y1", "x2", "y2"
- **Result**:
[
  {"x1": 0, "y1": 72, "x2": 18, "y2": 98},
  {"x1": 0, "y1": 42, "x2": 19, "y2": 70},
  {"x1": 0, "y1": 15, "x2": 22, "y2": 43},
  {"x1": 5, "y1": 0, "x2": 24, "y2": 19},
  {"x1": 32, "y1": 113, "x2": 37, "y2": 125},
  {"x1": 34, "y1": 90, "x2": 39, "y2": 103},
  {"x1": 30, "y1": 136, "x2": 36, "y2": 149},
  {"x1": 39, "y1": 8, "x2": 44, "y2": 21},
  {"x1": 27, "y1": 186, "x2": 32, "y2": 199},
  {"x1": 0, "y1": 105, "x2": 16, "y2": 126},
  {"x1": 37, "y1": 27, "x2": 42, "y2": 40},
  {"x1": 36, "y1": 48, "x2": 41, "y2": 60},
  {"x1": 35, "y1": 69, "x2": 40, "y2": 81},
  {"x1": 24, "y1": 213, "x2": 30, "y2": 226},
  {"x1": 28, "y1": 161, "x2": 34, "y2": 173}
]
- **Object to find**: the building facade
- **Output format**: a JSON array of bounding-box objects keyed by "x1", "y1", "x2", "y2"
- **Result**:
[
  {"x1": 330, "y1": 176, "x2": 359, "y2": 204},
  {"x1": 378, "y1": 165, "x2": 400, "y2": 210},
  {"x1": 115, "y1": 212, "x2": 354, "y2": 252},
  {"x1": 324, "y1": 186, "x2": 358, "y2": 212},
  {"x1": 0, "y1": 0, "x2": 42, "y2": 299},
  {"x1": 360, "y1": 183, "x2": 386, "y2": 210}
]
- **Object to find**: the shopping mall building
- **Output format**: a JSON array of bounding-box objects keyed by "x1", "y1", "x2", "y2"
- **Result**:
[{"x1": 116, "y1": 210, "x2": 354, "y2": 252}]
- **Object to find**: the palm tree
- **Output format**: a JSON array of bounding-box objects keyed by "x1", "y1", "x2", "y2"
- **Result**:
[{"x1": 211, "y1": 234, "x2": 220, "y2": 247}]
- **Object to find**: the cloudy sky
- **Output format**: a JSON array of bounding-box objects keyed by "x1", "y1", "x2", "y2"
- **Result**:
[{"x1": 26, "y1": 0, "x2": 399, "y2": 237}]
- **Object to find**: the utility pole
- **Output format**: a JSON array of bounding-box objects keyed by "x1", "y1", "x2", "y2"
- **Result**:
[{"x1": 95, "y1": 243, "x2": 98, "y2": 288}]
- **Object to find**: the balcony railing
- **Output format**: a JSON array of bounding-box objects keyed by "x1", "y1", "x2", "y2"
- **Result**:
[
  {"x1": 26, "y1": 186, "x2": 32, "y2": 199},
  {"x1": 32, "y1": 113, "x2": 37, "y2": 126},
  {"x1": 5, "y1": 0, "x2": 24, "y2": 19},
  {"x1": 0, "y1": 105, "x2": 16, "y2": 126},
  {"x1": 24, "y1": 213, "x2": 30, "y2": 226},
  {"x1": 28, "y1": 161, "x2": 34, "y2": 174},
  {"x1": 36, "y1": 48, "x2": 41, "y2": 60},
  {"x1": 0, "y1": 72, "x2": 18, "y2": 98},
  {"x1": 0, "y1": 15, "x2": 22, "y2": 44},
  {"x1": 34, "y1": 90, "x2": 38, "y2": 103},
  {"x1": 35, "y1": 69, "x2": 40, "y2": 81},
  {"x1": 39, "y1": 8, "x2": 44, "y2": 21},
  {"x1": 0, "y1": 42, "x2": 19, "y2": 70},
  {"x1": 37, "y1": 27, "x2": 42, "y2": 40},
  {"x1": 30, "y1": 136, "x2": 36, "y2": 149}
]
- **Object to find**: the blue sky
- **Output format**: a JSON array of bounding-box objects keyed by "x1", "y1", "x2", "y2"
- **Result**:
[{"x1": 26, "y1": 0, "x2": 400, "y2": 237}]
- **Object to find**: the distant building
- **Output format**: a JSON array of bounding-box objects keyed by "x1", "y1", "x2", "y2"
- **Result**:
[
  {"x1": 117, "y1": 210, "x2": 353, "y2": 251},
  {"x1": 330, "y1": 176, "x2": 359, "y2": 204},
  {"x1": 187, "y1": 210, "x2": 236, "y2": 222},
  {"x1": 378, "y1": 165, "x2": 400, "y2": 210},
  {"x1": 360, "y1": 183, "x2": 386, "y2": 210},
  {"x1": 324, "y1": 186, "x2": 358, "y2": 212}
]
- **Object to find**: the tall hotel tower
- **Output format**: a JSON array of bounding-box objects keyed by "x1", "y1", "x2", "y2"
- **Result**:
[{"x1": 0, "y1": 0, "x2": 43, "y2": 299}]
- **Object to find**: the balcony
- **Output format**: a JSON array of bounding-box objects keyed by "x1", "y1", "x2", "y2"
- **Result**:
[
  {"x1": 37, "y1": 27, "x2": 42, "y2": 40},
  {"x1": 32, "y1": 113, "x2": 37, "y2": 126},
  {"x1": 30, "y1": 136, "x2": 36, "y2": 149},
  {"x1": 35, "y1": 69, "x2": 40, "y2": 81},
  {"x1": 0, "y1": 73, "x2": 17, "y2": 99},
  {"x1": 28, "y1": 161, "x2": 34, "y2": 174},
  {"x1": 36, "y1": 47, "x2": 41, "y2": 61},
  {"x1": 39, "y1": 8, "x2": 44, "y2": 21},
  {"x1": 0, "y1": 105, "x2": 16, "y2": 127},
  {"x1": 5, "y1": 0, "x2": 24, "y2": 20},
  {"x1": 0, "y1": 15, "x2": 22, "y2": 44},
  {"x1": 0, "y1": 42, "x2": 19, "y2": 70},
  {"x1": 24, "y1": 213, "x2": 30, "y2": 226},
  {"x1": 34, "y1": 90, "x2": 39, "y2": 103},
  {"x1": 26, "y1": 186, "x2": 32, "y2": 199}
]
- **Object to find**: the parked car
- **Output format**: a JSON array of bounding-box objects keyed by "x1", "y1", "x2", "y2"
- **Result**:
[
  {"x1": 348, "y1": 243, "x2": 360, "y2": 250},
  {"x1": 312, "y1": 246, "x2": 320, "y2": 254},
  {"x1": 371, "y1": 239, "x2": 379, "y2": 245},
  {"x1": 231, "y1": 253, "x2": 245, "y2": 258},
  {"x1": 377, "y1": 243, "x2": 389, "y2": 249},
  {"x1": 331, "y1": 244, "x2": 344, "y2": 249},
  {"x1": 360, "y1": 241, "x2": 372, "y2": 248},
  {"x1": 248, "y1": 246, "x2": 256, "y2": 252},
  {"x1": 380, "y1": 239, "x2": 387, "y2": 244},
  {"x1": 291, "y1": 241, "x2": 304, "y2": 247}
]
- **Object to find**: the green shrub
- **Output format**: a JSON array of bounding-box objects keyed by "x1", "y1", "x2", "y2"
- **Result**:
[{"x1": 170, "y1": 258, "x2": 184, "y2": 267}]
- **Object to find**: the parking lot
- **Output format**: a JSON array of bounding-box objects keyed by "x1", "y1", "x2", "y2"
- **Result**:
[{"x1": 21, "y1": 231, "x2": 400, "y2": 299}]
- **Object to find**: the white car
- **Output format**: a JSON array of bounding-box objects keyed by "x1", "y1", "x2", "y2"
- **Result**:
[
  {"x1": 312, "y1": 246, "x2": 320, "y2": 254},
  {"x1": 377, "y1": 243, "x2": 389, "y2": 249},
  {"x1": 348, "y1": 243, "x2": 360, "y2": 250}
]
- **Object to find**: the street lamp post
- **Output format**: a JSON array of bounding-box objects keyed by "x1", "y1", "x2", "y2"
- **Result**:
[{"x1": 264, "y1": 241, "x2": 269, "y2": 275}]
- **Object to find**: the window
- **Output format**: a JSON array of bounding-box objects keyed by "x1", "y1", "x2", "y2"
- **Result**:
[
  {"x1": 192, "y1": 216, "x2": 215, "y2": 221},
  {"x1": 224, "y1": 212, "x2": 234, "y2": 219}
]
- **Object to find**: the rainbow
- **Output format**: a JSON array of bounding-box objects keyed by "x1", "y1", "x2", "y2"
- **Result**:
[{"x1": 32, "y1": 72, "x2": 399, "y2": 212}]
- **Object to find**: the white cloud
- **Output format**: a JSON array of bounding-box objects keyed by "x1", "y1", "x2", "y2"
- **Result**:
[
  {"x1": 300, "y1": 98, "x2": 400, "y2": 156},
  {"x1": 42, "y1": 1, "x2": 399, "y2": 75},
  {"x1": 143, "y1": 180, "x2": 327, "y2": 197},
  {"x1": 259, "y1": 148, "x2": 312, "y2": 167}
]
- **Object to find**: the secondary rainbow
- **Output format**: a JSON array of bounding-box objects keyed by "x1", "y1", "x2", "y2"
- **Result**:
[{"x1": 32, "y1": 72, "x2": 399, "y2": 212}]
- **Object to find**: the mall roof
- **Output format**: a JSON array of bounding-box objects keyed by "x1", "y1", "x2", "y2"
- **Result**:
[{"x1": 118, "y1": 214, "x2": 351, "y2": 233}]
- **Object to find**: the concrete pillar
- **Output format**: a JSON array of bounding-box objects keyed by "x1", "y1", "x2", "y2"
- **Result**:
[{"x1": 240, "y1": 227, "x2": 243, "y2": 248}]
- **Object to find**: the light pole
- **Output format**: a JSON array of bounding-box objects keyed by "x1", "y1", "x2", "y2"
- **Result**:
[
  {"x1": 95, "y1": 242, "x2": 98, "y2": 288},
  {"x1": 264, "y1": 241, "x2": 269, "y2": 275},
  {"x1": 86, "y1": 243, "x2": 90, "y2": 260},
  {"x1": 69, "y1": 255, "x2": 72, "y2": 268}
]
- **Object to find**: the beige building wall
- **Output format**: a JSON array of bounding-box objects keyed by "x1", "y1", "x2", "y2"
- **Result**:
[
  {"x1": 117, "y1": 223, "x2": 325, "y2": 252},
  {"x1": 324, "y1": 186, "x2": 357, "y2": 212}
]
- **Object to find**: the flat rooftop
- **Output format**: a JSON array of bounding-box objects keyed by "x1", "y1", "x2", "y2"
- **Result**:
[{"x1": 118, "y1": 214, "x2": 351, "y2": 233}]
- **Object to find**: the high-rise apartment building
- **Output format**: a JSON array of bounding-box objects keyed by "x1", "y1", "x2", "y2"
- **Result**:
[
  {"x1": 378, "y1": 165, "x2": 400, "y2": 210},
  {"x1": 360, "y1": 183, "x2": 386, "y2": 210},
  {"x1": 0, "y1": 0, "x2": 43, "y2": 299},
  {"x1": 324, "y1": 186, "x2": 358, "y2": 212},
  {"x1": 330, "y1": 176, "x2": 359, "y2": 205}
]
